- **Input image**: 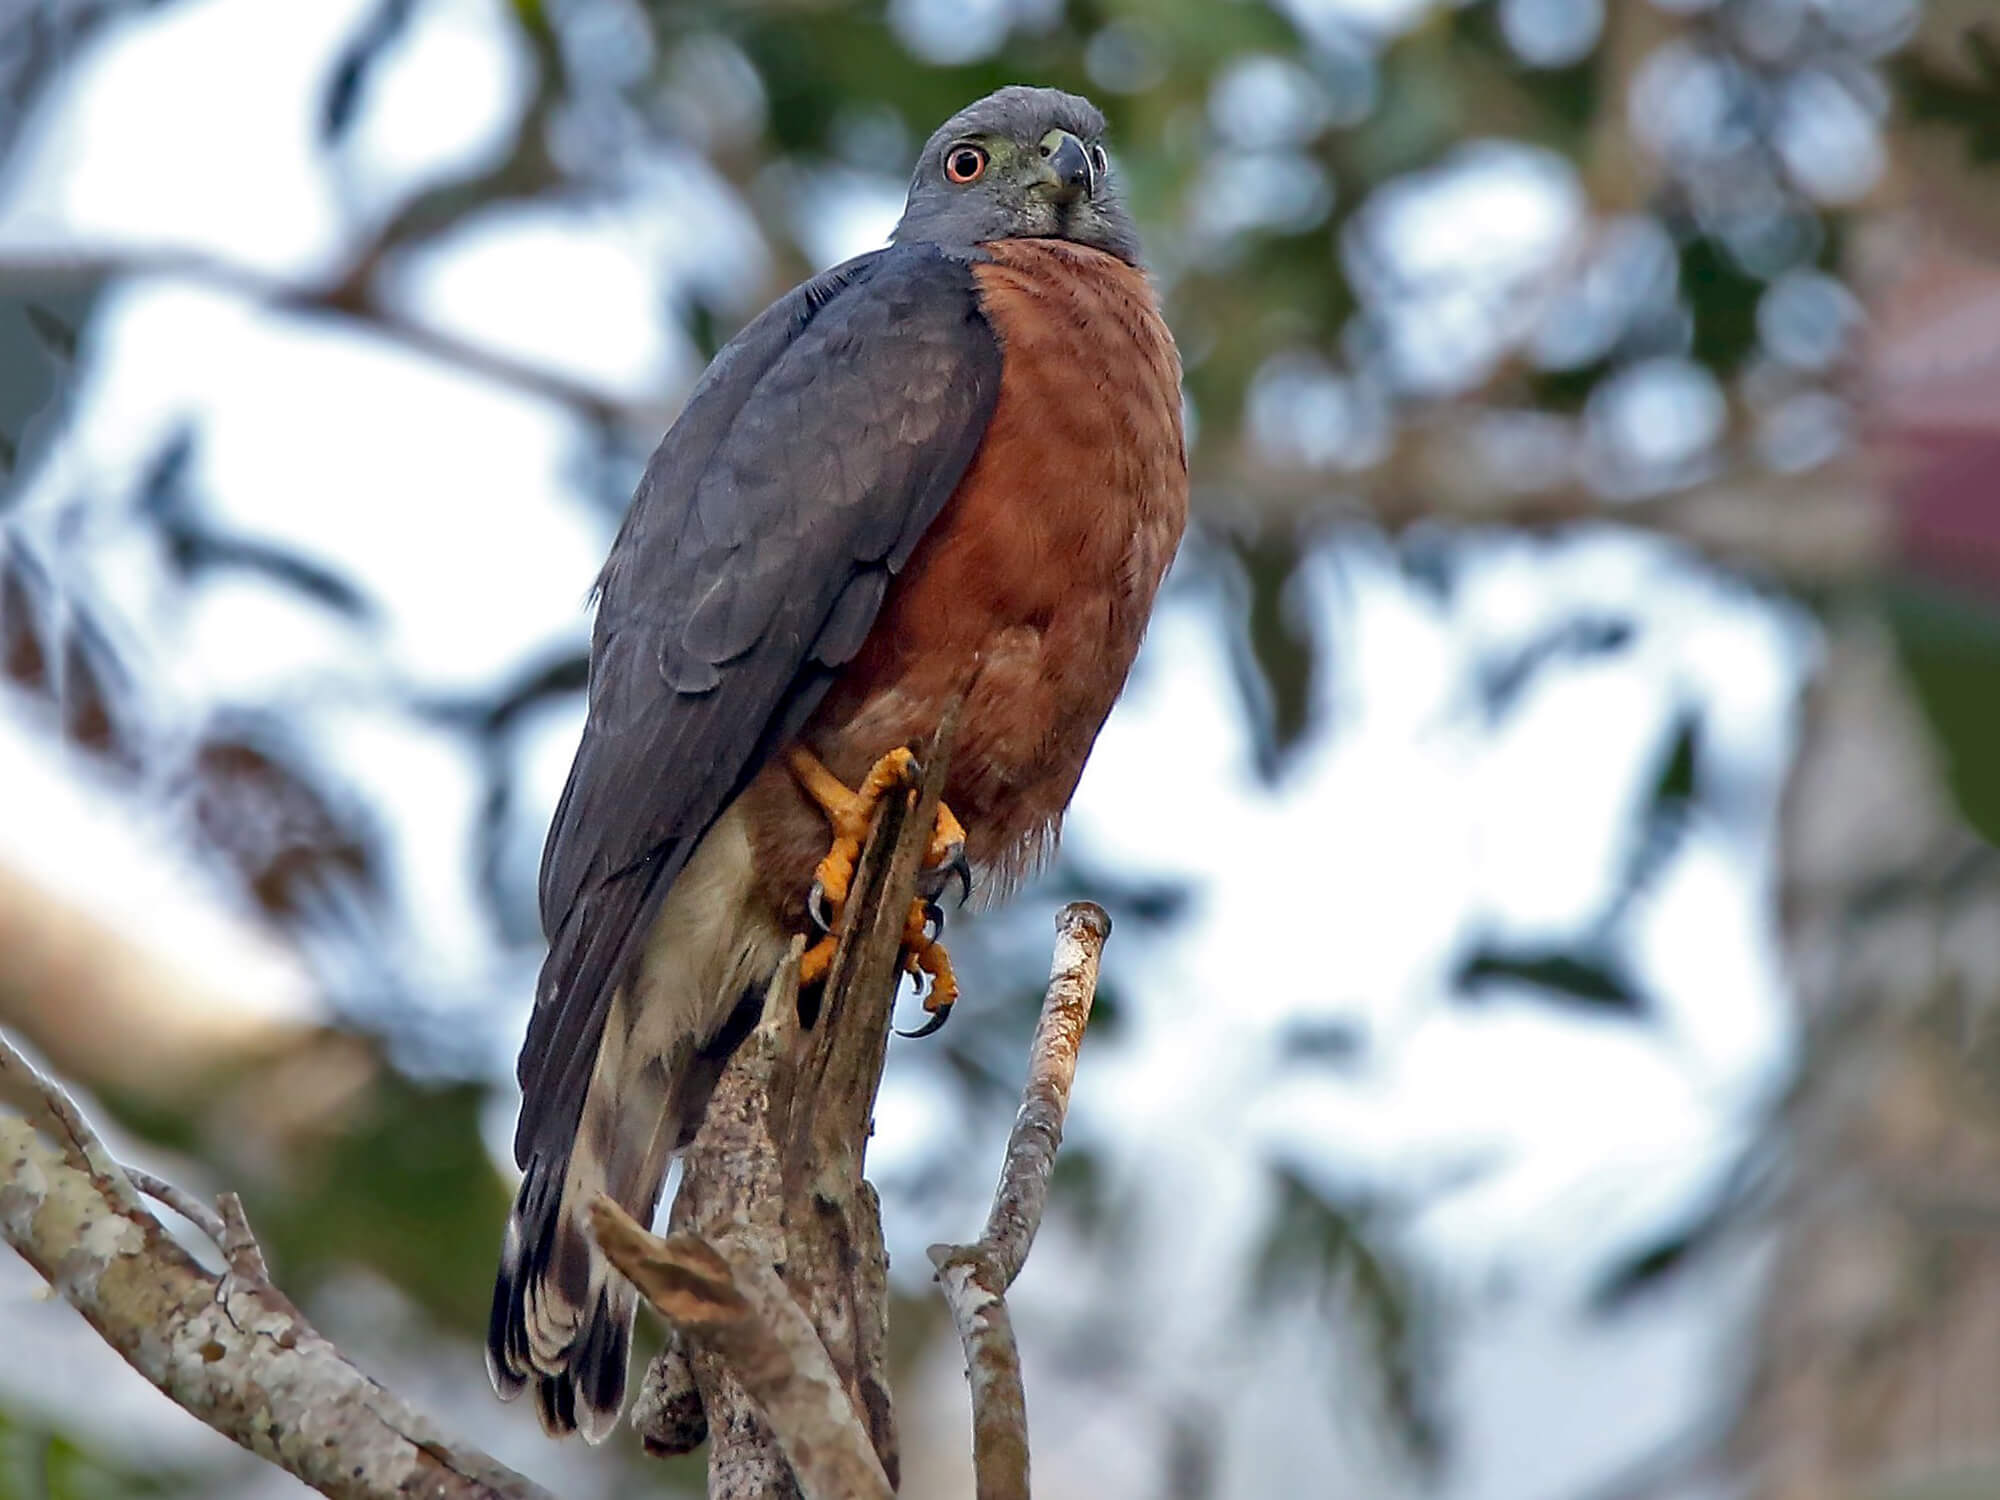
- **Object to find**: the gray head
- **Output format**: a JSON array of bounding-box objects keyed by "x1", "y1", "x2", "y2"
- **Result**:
[{"x1": 892, "y1": 86, "x2": 1141, "y2": 264}]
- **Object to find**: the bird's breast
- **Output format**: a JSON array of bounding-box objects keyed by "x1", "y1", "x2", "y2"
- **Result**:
[{"x1": 791, "y1": 238, "x2": 1189, "y2": 888}]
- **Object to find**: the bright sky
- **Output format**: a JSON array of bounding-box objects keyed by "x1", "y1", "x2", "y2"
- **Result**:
[{"x1": 0, "y1": 4, "x2": 1809, "y2": 1497}]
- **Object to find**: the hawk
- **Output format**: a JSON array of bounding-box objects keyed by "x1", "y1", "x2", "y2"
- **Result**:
[{"x1": 487, "y1": 85, "x2": 1188, "y2": 1440}]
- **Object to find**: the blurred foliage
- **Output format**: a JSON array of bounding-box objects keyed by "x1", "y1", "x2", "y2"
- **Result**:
[
  {"x1": 244, "y1": 1071, "x2": 511, "y2": 1334},
  {"x1": 1885, "y1": 582, "x2": 2000, "y2": 847},
  {"x1": 1893, "y1": 18, "x2": 2000, "y2": 167},
  {"x1": 1227, "y1": 529, "x2": 1320, "y2": 775},
  {"x1": 1255, "y1": 1167, "x2": 1441, "y2": 1468},
  {"x1": 100, "y1": 1043, "x2": 511, "y2": 1334},
  {"x1": 0, "y1": 1408, "x2": 194, "y2": 1500},
  {"x1": 0, "y1": 289, "x2": 95, "y2": 496},
  {"x1": 1879, "y1": 10, "x2": 2000, "y2": 848}
]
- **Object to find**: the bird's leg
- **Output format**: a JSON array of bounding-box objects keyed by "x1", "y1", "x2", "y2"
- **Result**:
[
  {"x1": 788, "y1": 745, "x2": 969, "y2": 1018},
  {"x1": 788, "y1": 745, "x2": 918, "y2": 927}
]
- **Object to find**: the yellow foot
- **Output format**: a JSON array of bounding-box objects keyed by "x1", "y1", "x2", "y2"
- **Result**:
[
  {"x1": 800, "y1": 933, "x2": 837, "y2": 988},
  {"x1": 787, "y1": 746, "x2": 919, "y2": 923},
  {"x1": 928, "y1": 799, "x2": 967, "y2": 879},
  {"x1": 786, "y1": 746, "x2": 968, "y2": 1037},
  {"x1": 797, "y1": 898, "x2": 958, "y2": 1035},
  {"x1": 897, "y1": 898, "x2": 959, "y2": 1038}
]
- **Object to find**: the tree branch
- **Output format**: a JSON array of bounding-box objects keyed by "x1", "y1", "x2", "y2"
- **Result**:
[
  {"x1": 592, "y1": 1199, "x2": 895, "y2": 1500},
  {"x1": 928, "y1": 901, "x2": 1112, "y2": 1500},
  {"x1": 0, "y1": 248, "x2": 669, "y2": 430},
  {"x1": 0, "y1": 1029, "x2": 553, "y2": 1500}
]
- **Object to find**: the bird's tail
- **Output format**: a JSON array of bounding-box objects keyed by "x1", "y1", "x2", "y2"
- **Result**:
[
  {"x1": 486, "y1": 985, "x2": 678, "y2": 1443},
  {"x1": 489, "y1": 806, "x2": 785, "y2": 1439}
]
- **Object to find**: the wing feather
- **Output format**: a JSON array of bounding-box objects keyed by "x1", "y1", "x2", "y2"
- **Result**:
[{"x1": 514, "y1": 243, "x2": 1003, "y2": 1166}]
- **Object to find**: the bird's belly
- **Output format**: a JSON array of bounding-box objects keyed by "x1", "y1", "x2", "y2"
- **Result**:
[{"x1": 813, "y1": 581, "x2": 1137, "y2": 872}]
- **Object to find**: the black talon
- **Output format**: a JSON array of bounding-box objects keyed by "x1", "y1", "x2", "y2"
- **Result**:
[
  {"x1": 921, "y1": 898, "x2": 946, "y2": 941},
  {"x1": 897, "y1": 1003, "x2": 954, "y2": 1040},
  {"x1": 807, "y1": 879, "x2": 833, "y2": 934},
  {"x1": 943, "y1": 851, "x2": 972, "y2": 908}
]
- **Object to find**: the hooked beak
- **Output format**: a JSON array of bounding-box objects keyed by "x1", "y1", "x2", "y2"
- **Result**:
[{"x1": 1038, "y1": 130, "x2": 1094, "y2": 205}]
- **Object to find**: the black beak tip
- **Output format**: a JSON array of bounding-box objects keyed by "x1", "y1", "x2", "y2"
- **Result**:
[{"x1": 1049, "y1": 135, "x2": 1093, "y2": 201}]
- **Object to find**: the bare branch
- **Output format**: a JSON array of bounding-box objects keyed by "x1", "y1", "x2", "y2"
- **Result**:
[
  {"x1": 928, "y1": 900, "x2": 1113, "y2": 1500},
  {"x1": 968, "y1": 900, "x2": 1111, "y2": 1289},
  {"x1": 929, "y1": 1260, "x2": 1029, "y2": 1500},
  {"x1": 0, "y1": 1028, "x2": 553, "y2": 1500},
  {"x1": 592, "y1": 1200, "x2": 896, "y2": 1500},
  {"x1": 0, "y1": 247, "x2": 670, "y2": 430},
  {"x1": 125, "y1": 1165, "x2": 227, "y2": 1246},
  {"x1": 612, "y1": 713, "x2": 1102, "y2": 1500}
]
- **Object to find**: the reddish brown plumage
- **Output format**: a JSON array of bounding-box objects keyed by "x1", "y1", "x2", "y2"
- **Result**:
[{"x1": 744, "y1": 239, "x2": 1187, "y2": 915}]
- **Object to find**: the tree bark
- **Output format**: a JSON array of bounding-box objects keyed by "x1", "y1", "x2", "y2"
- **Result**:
[
  {"x1": 0, "y1": 1030, "x2": 553, "y2": 1500},
  {"x1": 1728, "y1": 618, "x2": 2000, "y2": 1500}
]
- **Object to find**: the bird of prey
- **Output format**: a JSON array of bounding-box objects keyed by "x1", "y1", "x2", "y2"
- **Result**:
[{"x1": 487, "y1": 85, "x2": 1188, "y2": 1441}]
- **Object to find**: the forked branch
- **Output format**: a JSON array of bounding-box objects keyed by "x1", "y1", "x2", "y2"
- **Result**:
[{"x1": 0, "y1": 1029, "x2": 552, "y2": 1500}]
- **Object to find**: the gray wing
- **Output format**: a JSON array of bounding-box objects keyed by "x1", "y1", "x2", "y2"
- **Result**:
[{"x1": 514, "y1": 243, "x2": 1003, "y2": 1166}]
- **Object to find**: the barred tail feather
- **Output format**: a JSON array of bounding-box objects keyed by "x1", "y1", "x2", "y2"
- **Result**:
[
  {"x1": 486, "y1": 1179, "x2": 643, "y2": 1440},
  {"x1": 486, "y1": 1164, "x2": 647, "y2": 1440},
  {"x1": 487, "y1": 984, "x2": 678, "y2": 1442},
  {"x1": 488, "y1": 805, "x2": 788, "y2": 1439}
]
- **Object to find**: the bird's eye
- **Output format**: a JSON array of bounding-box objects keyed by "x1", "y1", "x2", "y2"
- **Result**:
[
  {"x1": 1090, "y1": 144, "x2": 1108, "y2": 175},
  {"x1": 945, "y1": 145, "x2": 988, "y2": 185}
]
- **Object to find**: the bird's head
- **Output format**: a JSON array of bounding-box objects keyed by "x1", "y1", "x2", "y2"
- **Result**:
[{"x1": 892, "y1": 86, "x2": 1140, "y2": 264}]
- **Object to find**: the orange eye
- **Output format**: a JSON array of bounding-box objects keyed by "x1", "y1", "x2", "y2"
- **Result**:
[{"x1": 945, "y1": 145, "x2": 988, "y2": 184}]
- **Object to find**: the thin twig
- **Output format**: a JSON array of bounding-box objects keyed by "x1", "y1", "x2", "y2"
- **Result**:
[
  {"x1": 928, "y1": 901, "x2": 1113, "y2": 1500},
  {"x1": 126, "y1": 1166, "x2": 227, "y2": 1247},
  {"x1": 216, "y1": 1191, "x2": 271, "y2": 1283},
  {"x1": 592, "y1": 1201, "x2": 896, "y2": 1500},
  {"x1": 0, "y1": 1027, "x2": 552, "y2": 1500}
]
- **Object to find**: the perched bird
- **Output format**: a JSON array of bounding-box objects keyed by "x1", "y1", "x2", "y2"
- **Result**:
[{"x1": 487, "y1": 85, "x2": 1188, "y2": 1441}]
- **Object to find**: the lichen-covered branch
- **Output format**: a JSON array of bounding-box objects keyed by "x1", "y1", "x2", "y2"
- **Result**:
[
  {"x1": 592, "y1": 1200, "x2": 895, "y2": 1500},
  {"x1": 929, "y1": 900, "x2": 1112, "y2": 1500},
  {"x1": 0, "y1": 1029, "x2": 552, "y2": 1500}
]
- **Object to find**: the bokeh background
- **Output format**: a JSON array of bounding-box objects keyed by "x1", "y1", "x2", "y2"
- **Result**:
[{"x1": 1, "y1": 0, "x2": 1997, "y2": 1496}]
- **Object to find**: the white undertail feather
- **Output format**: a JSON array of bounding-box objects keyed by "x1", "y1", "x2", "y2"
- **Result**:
[{"x1": 494, "y1": 803, "x2": 789, "y2": 1440}]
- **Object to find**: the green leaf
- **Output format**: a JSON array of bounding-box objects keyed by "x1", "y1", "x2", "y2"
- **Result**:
[
  {"x1": 238, "y1": 1070, "x2": 514, "y2": 1336},
  {"x1": 1884, "y1": 580, "x2": 2000, "y2": 846},
  {"x1": 0, "y1": 1406, "x2": 201, "y2": 1500}
]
